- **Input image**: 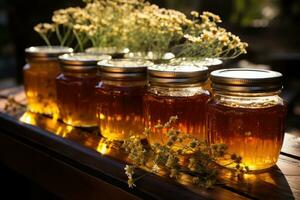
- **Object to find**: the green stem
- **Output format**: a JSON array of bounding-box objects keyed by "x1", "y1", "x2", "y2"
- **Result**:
[
  {"x1": 66, "y1": 33, "x2": 75, "y2": 47},
  {"x1": 73, "y1": 30, "x2": 83, "y2": 52},
  {"x1": 61, "y1": 27, "x2": 72, "y2": 46},
  {"x1": 55, "y1": 26, "x2": 63, "y2": 45},
  {"x1": 38, "y1": 33, "x2": 51, "y2": 46}
]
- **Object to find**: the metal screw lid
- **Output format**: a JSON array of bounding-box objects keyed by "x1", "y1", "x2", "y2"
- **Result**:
[
  {"x1": 98, "y1": 59, "x2": 152, "y2": 73},
  {"x1": 210, "y1": 68, "x2": 283, "y2": 93},
  {"x1": 59, "y1": 53, "x2": 111, "y2": 72},
  {"x1": 125, "y1": 51, "x2": 175, "y2": 60},
  {"x1": 148, "y1": 65, "x2": 209, "y2": 85},
  {"x1": 97, "y1": 58, "x2": 152, "y2": 81},
  {"x1": 85, "y1": 47, "x2": 129, "y2": 58},
  {"x1": 25, "y1": 46, "x2": 73, "y2": 61},
  {"x1": 172, "y1": 58, "x2": 223, "y2": 72}
]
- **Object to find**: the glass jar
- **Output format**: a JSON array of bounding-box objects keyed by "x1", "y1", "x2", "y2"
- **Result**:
[
  {"x1": 56, "y1": 53, "x2": 111, "y2": 127},
  {"x1": 144, "y1": 65, "x2": 210, "y2": 146},
  {"x1": 96, "y1": 59, "x2": 152, "y2": 141},
  {"x1": 23, "y1": 46, "x2": 73, "y2": 117},
  {"x1": 207, "y1": 68, "x2": 287, "y2": 171},
  {"x1": 85, "y1": 47, "x2": 129, "y2": 59}
]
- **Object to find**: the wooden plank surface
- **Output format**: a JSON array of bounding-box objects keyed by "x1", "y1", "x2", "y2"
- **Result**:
[
  {"x1": 281, "y1": 133, "x2": 300, "y2": 159},
  {"x1": 0, "y1": 87, "x2": 300, "y2": 200}
]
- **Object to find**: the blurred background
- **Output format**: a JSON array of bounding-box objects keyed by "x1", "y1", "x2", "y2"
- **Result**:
[{"x1": 0, "y1": 0, "x2": 299, "y2": 199}]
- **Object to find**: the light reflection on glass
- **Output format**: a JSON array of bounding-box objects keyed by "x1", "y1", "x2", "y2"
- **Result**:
[
  {"x1": 19, "y1": 112, "x2": 37, "y2": 125},
  {"x1": 97, "y1": 138, "x2": 110, "y2": 155}
]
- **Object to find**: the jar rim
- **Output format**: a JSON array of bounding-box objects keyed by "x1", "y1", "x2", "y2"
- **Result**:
[
  {"x1": 59, "y1": 53, "x2": 111, "y2": 66},
  {"x1": 85, "y1": 47, "x2": 129, "y2": 55},
  {"x1": 148, "y1": 65, "x2": 208, "y2": 85},
  {"x1": 98, "y1": 58, "x2": 152, "y2": 73}
]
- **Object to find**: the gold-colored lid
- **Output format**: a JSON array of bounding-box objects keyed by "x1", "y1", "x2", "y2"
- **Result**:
[
  {"x1": 148, "y1": 65, "x2": 208, "y2": 85},
  {"x1": 210, "y1": 68, "x2": 283, "y2": 93},
  {"x1": 98, "y1": 59, "x2": 152, "y2": 80},
  {"x1": 85, "y1": 47, "x2": 129, "y2": 58},
  {"x1": 59, "y1": 53, "x2": 111, "y2": 72},
  {"x1": 125, "y1": 51, "x2": 175, "y2": 60},
  {"x1": 172, "y1": 58, "x2": 223, "y2": 72},
  {"x1": 98, "y1": 59, "x2": 152, "y2": 73},
  {"x1": 25, "y1": 46, "x2": 73, "y2": 61}
]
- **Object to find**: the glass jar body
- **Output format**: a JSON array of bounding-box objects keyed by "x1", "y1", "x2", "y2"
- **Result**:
[
  {"x1": 23, "y1": 59, "x2": 60, "y2": 116},
  {"x1": 56, "y1": 71, "x2": 99, "y2": 127},
  {"x1": 144, "y1": 84, "x2": 210, "y2": 146},
  {"x1": 207, "y1": 92, "x2": 287, "y2": 171},
  {"x1": 95, "y1": 80, "x2": 146, "y2": 141}
]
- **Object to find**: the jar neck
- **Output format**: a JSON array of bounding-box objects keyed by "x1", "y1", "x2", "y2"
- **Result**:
[
  {"x1": 148, "y1": 83, "x2": 209, "y2": 97},
  {"x1": 100, "y1": 79, "x2": 147, "y2": 87},
  {"x1": 213, "y1": 91, "x2": 283, "y2": 108},
  {"x1": 149, "y1": 82, "x2": 206, "y2": 88},
  {"x1": 62, "y1": 70, "x2": 97, "y2": 78},
  {"x1": 27, "y1": 59, "x2": 59, "y2": 65},
  {"x1": 26, "y1": 57, "x2": 59, "y2": 64}
]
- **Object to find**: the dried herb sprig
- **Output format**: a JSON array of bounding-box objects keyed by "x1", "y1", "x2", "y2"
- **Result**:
[{"x1": 122, "y1": 116, "x2": 247, "y2": 188}]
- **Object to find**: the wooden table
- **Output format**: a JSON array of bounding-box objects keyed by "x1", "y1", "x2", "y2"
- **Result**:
[{"x1": 0, "y1": 87, "x2": 299, "y2": 200}]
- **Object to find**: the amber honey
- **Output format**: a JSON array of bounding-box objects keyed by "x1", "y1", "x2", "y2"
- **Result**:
[
  {"x1": 207, "y1": 102, "x2": 286, "y2": 171},
  {"x1": 208, "y1": 68, "x2": 287, "y2": 171},
  {"x1": 144, "y1": 91, "x2": 210, "y2": 145},
  {"x1": 24, "y1": 61, "x2": 60, "y2": 116},
  {"x1": 23, "y1": 46, "x2": 73, "y2": 116},
  {"x1": 56, "y1": 72, "x2": 99, "y2": 127},
  {"x1": 96, "y1": 81, "x2": 146, "y2": 140}
]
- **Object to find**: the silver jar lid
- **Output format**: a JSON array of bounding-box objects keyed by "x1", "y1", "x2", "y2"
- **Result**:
[
  {"x1": 172, "y1": 58, "x2": 223, "y2": 72},
  {"x1": 210, "y1": 68, "x2": 283, "y2": 93},
  {"x1": 59, "y1": 53, "x2": 111, "y2": 72},
  {"x1": 125, "y1": 51, "x2": 175, "y2": 60},
  {"x1": 85, "y1": 47, "x2": 129, "y2": 58},
  {"x1": 98, "y1": 58, "x2": 152, "y2": 80},
  {"x1": 148, "y1": 65, "x2": 208, "y2": 85},
  {"x1": 25, "y1": 46, "x2": 73, "y2": 61}
]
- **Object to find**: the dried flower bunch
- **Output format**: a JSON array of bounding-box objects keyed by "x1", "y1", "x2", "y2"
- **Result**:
[
  {"x1": 122, "y1": 116, "x2": 249, "y2": 188},
  {"x1": 34, "y1": 0, "x2": 248, "y2": 59},
  {"x1": 177, "y1": 11, "x2": 248, "y2": 59}
]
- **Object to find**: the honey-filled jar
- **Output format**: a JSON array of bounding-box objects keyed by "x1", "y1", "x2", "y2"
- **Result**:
[
  {"x1": 207, "y1": 68, "x2": 287, "y2": 171},
  {"x1": 96, "y1": 59, "x2": 152, "y2": 141},
  {"x1": 144, "y1": 65, "x2": 210, "y2": 146},
  {"x1": 23, "y1": 46, "x2": 73, "y2": 116},
  {"x1": 56, "y1": 53, "x2": 111, "y2": 127}
]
